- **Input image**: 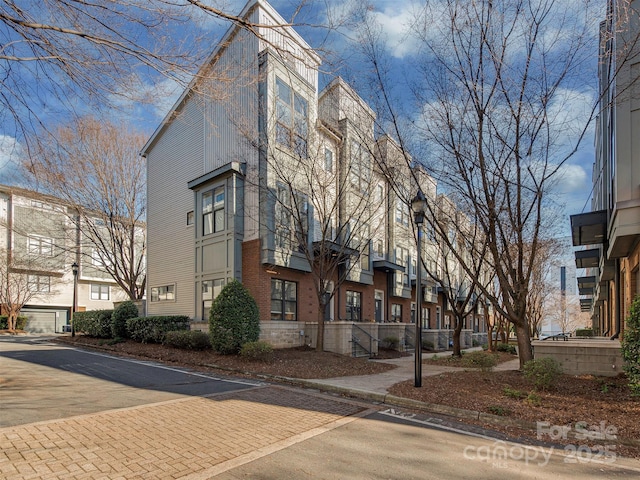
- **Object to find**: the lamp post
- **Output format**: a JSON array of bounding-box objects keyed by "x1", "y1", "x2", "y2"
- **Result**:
[
  {"x1": 71, "y1": 262, "x2": 78, "y2": 337},
  {"x1": 411, "y1": 189, "x2": 427, "y2": 388}
]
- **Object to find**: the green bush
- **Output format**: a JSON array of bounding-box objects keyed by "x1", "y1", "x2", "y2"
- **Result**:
[
  {"x1": 523, "y1": 357, "x2": 563, "y2": 390},
  {"x1": 209, "y1": 280, "x2": 260, "y2": 354},
  {"x1": 461, "y1": 351, "x2": 498, "y2": 372},
  {"x1": 239, "y1": 341, "x2": 274, "y2": 361},
  {"x1": 575, "y1": 328, "x2": 594, "y2": 337},
  {"x1": 487, "y1": 405, "x2": 511, "y2": 416},
  {"x1": 496, "y1": 343, "x2": 517, "y2": 355},
  {"x1": 502, "y1": 386, "x2": 525, "y2": 399},
  {"x1": 422, "y1": 340, "x2": 434, "y2": 351},
  {"x1": 0, "y1": 315, "x2": 28, "y2": 330},
  {"x1": 111, "y1": 301, "x2": 139, "y2": 339},
  {"x1": 163, "y1": 330, "x2": 210, "y2": 350},
  {"x1": 72, "y1": 310, "x2": 113, "y2": 338},
  {"x1": 382, "y1": 336, "x2": 399, "y2": 350},
  {"x1": 621, "y1": 295, "x2": 640, "y2": 395},
  {"x1": 127, "y1": 316, "x2": 190, "y2": 344}
]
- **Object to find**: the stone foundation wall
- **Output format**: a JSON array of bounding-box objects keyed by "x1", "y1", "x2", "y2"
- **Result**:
[
  {"x1": 259, "y1": 321, "x2": 307, "y2": 349},
  {"x1": 532, "y1": 339, "x2": 623, "y2": 377}
]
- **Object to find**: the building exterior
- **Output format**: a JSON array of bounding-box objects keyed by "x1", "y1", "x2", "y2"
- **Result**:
[
  {"x1": 571, "y1": 0, "x2": 640, "y2": 337},
  {"x1": 0, "y1": 185, "x2": 130, "y2": 333},
  {"x1": 142, "y1": 0, "x2": 489, "y2": 351}
]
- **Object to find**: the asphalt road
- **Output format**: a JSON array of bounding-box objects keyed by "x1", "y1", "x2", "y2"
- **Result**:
[{"x1": 0, "y1": 335, "x2": 259, "y2": 427}]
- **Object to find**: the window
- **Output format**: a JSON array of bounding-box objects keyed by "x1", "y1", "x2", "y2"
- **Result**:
[
  {"x1": 275, "y1": 185, "x2": 308, "y2": 251},
  {"x1": 203, "y1": 278, "x2": 226, "y2": 319},
  {"x1": 391, "y1": 304, "x2": 402, "y2": 322},
  {"x1": 91, "y1": 284, "x2": 110, "y2": 300},
  {"x1": 346, "y1": 290, "x2": 362, "y2": 321},
  {"x1": 436, "y1": 306, "x2": 441, "y2": 329},
  {"x1": 28, "y1": 235, "x2": 53, "y2": 256},
  {"x1": 395, "y1": 247, "x2": 408, "y2": 285},
  {"x1": 395, "y1": 187, "x2": 409, "y2": 226},
  {"x1": 271, "y1": 279, "x2": 297, "y2": 321},
  {"x1": 187, "y1": 210, "x2": 194, "y2": 226},
  {"x1": 349, "y1": 140, "x2": 370, "y2": 192},
  {"x1": 275, "y1": 76, "x2": 308, "y2": 157},
  {"x1": 203, "y1": 186, "x2": 225, "y2": 235},
  {"x1": 91, "y1": 248, "x2": 113, "y2": 269},
  {"x1": 411, "y1": 302, "x2": 416, "y2": 323},
  {"x1": 324, "y1": 148, "x2": 333, "y2": 172},
  {"x1": 422, "y1": 307, "x2": 430, "y2": 329},
  {"x1": 150, "y1": 284, "x2": 175, "y2": 302},
  {"x1": 27, "y1": 275, "x2": 50, "y2": 293},
  {"x1": 375, "y1": 239, "x2": 384, "y2": 257},
  {"x1": 377, "y1": 184, "x2": 384, "y2": 203}
]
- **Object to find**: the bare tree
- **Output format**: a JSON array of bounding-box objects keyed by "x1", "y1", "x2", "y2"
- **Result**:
[
  {"x1": 23, "y1": 116, "x2": 146, "y2": 300},
  {"x1": 0, "y1": 0, "x2": 348, "y2": 162},
  {"x1": 352, "y1": 0, "x2": 600, "y2": 366}
]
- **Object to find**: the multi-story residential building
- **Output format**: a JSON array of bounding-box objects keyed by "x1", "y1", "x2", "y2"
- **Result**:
[
  {"x1": 0, "y1": 185, "x2": 130, "y2": 333},
  {"x1": 142, "y1": 0, "x2": 487, "y2": 350},
  {"x1": 571, "y1": 0, "x2": 640, "y2": 337}
]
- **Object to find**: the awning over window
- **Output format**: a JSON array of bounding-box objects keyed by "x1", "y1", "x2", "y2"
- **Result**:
[
  {"x1": 577, "y1": 275, "x2": 596, "y2": 296},
  {"x1": 570, "y1": 210, "x2": 607, "y2": 246},
  {"x1": 574, "y1": 248, "x2": 600, "y2": 269},
  {"x1": 373, "y1": 259, "x2": 405, "y2": 272},
  {"x1": 580, "y1": 298, "x2": 593, "y2": 312}
]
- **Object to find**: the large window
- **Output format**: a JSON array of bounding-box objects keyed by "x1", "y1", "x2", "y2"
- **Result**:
[
  {"x1": 395, "y1": 247, "x2": 408, "y2": 285},
  {"x1": 150, "y1": 284, "x2": 175, "y2": 302},
  {"x1": 203, "y1": 186, "x2": 225, "y2": 235},
  {"x1": 391, "y1": 304, "x2": 402, "y2": 322},
  {"x1": 203, "y1": 278, "x2": 226, "y2": 320},
  {"x1": 271, "y1": 279, "x2": 297, "y2": 321},
  {"x1": 91, "y1": 284, "x2": 110, "y2": 300},
  {"x1": 324, "y1": 148, "x2": 333, "y2": 172},
  {"x1": 275, "y1": 185, "x2": 308, "y2": 251},
  {"x1": 28, "y1": 235, "x2": 53, "y2": 256},
  {"x1": 346, "y1": 290, "x2": 362, "y2": 321},
  {"x1": 27, "y1": 275, "x2": 50, "y2": 293},
  {"x1": 275, "y1": 76, "x2": 308, "y2": 157},
  {"x1": 395, "y1": 186, "x2": 409, "y2": 226},
  {"x1": 349, "y1": 140, "x2": 370, "y2": 193}
]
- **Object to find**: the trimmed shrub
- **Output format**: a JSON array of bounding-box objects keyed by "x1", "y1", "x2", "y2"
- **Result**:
[
  {"x1": 523, "y1": 357, "x2": 563, "y2": 391},
  {"x1": 461, "y1": 351, "x2": 498, "y2": 372},
  {"x1": 209, "y1": 279, "x2": 259, "y2": 354},
  {"x1": 621, "y1": 295, "x2": 640, "y2": 395},
  {"x1": 382, "y1": 336, "x2": 399, "y2": 350},
  {"x1": 163, "y1": 330, "x2": 210, "y2": 350},
  {"x1": 72, "y1": 310, "x2": 113, "y2": 338},
  {"x1": 0, "y1": 315, "x2": 28, "y2": 330},
  {"x1": 422, "y1": 340, "x2": 434, "y2": 351},
  {"x1": 111, "y1": 301, "x2": 139, "y2": 339},
  {"x1": 127, "y1": 316, "x2": 190, "y2": 344},
  {"x1": 496, "y1": 343, "x2": 517, "y2": 355},
  {"x1": 239, "y1": 341, "x2": 274, "y2": 361},
  {"x1": 575, "y1": 328, "x2": 594, "y2": 337}
]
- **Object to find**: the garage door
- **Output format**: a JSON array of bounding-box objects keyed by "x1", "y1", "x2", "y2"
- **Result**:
[{"x1": 22, "y1": 309, "x2": 64, "y2": 334}]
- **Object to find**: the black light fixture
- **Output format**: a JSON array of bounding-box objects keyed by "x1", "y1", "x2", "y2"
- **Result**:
[
  {"x1": 71, "y1": 262, "x2": 79, "y2": 337},
  {"x1": 411, "y1": 190, "x2": 427, "y2": 387}
]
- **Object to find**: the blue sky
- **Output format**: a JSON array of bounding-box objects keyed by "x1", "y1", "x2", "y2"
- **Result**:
[{"x1": 0, "y1": 0, "x2": 600, "y2": 231}]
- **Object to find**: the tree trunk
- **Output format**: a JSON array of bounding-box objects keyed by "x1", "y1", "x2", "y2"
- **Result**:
[
  {"x1": 452, "y1": 319, "x2": 463, "y2": 357},
  {"x1": 316, "y1": 305, "x2": 325, "y2": 352},
  {"x1": 515, "y1": 322, "x2": 533, "y2": 368},
  {"x1": 486, "y1": 324, "x2": 494, "y2": 352}
]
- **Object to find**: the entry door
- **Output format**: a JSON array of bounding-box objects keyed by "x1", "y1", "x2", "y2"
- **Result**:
[{"x1": 374, "y1": 290, "x2": 384, "y2": 322}]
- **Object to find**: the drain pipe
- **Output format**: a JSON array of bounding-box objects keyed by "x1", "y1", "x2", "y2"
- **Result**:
[{"x1": 611, "y1": 258, "x2": 621, "y2": 340}]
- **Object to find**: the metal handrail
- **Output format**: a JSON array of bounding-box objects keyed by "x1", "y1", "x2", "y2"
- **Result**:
[{"x1": 352, "y1": 323, "x2": 378, "y2": 358}]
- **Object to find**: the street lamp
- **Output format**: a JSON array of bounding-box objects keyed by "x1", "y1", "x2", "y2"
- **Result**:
[
  {"x1": 71, "y1": 262, "x2": 78, "y2": 337},
  {"x1": 411, "y1": 189, "x2": 427, "y2": 388}
]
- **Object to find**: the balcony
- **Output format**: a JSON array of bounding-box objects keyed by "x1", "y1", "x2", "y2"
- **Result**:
[
  {"x1": 577, "y1": 275, "x2": 596, "y2": 296},
  {"x1": 570, "y1": 210, "x2": 607, "y2": 246}
]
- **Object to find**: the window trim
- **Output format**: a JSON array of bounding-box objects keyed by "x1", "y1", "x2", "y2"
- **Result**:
[
  {"x1": 202, "y1": 186, "x2": 225, "y2": 236},
  {"x1": 27, "y1": 274, "x2": 50, "y2": 293},
  {"x1": 346, "y1": 290, "x2": 362, "y2": 322},
  {"x1": 90, "y1": 284, "x2": 110, "y2": 301},
  {"x1": 271, "y1": 278, "x2": 298, "y2": 321},
  {"x1": 28, "y1": 235, "x2": 54, "y2": 257},
  {"x1": 275, "y1": 76, "x2": 308, "y2": 157},
  {"x1": 150, "y1": 284, "x2": 176, "y2": 302}
]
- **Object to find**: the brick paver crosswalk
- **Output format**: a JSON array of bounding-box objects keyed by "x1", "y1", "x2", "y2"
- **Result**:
[{"x1": 0, "y1": 386, "x2": 369, "y2": 479}]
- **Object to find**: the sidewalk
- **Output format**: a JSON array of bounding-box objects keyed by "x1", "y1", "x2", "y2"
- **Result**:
[{"x1": 300, "y1": 349, "x2": 521, "y2": 399}]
